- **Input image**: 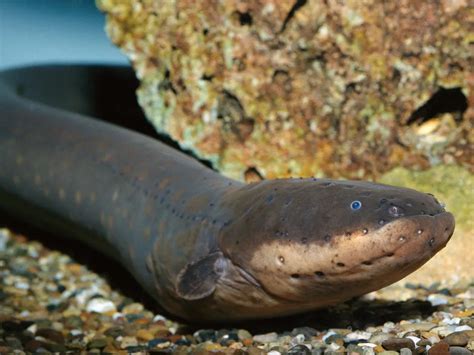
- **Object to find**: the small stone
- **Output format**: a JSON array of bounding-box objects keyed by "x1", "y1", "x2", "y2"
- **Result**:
[
  {"x1": 382, "y1": 337, "x2": 416, "y2": 351},
  {"x1": 443, "y1": 331, "x2": 470, "y2": 346},
  {"x1": 267, "y1": 351, "x2": 281, "y2": 355},
  {"x1": 379, "y1": 352, "x2": 399, "y2": 355},
  {"x1": 287, "y1": 344, "x2": 311, "y2": 354},
  {"x1": 428, "y1": 342, "x2": 450, "y2": 355},
  {"x1": 370, "y1": 333, "x2": 393, "y2": 345},
  {"x1": 449, "y1": 347, "x2": 473, "y2": 355},
  {"x1": 400, "y1": 322, "x2": 437, "y2": 332},
  {"x1": 325, "y1": 333, "x2": 344, "y2": 346},
  {"x1": 346, "y1": 344, "x2": 364, "y2": 354},
  {"x1": 46, "y1": 343, "x2": 67, "y2": 352},
  {"x1": 194, "y1": 329, "x2": 217, "y2": 343},
  {"x1": 456, "y1": 326, "x2": 473, "y2": 332},
  {"x1": 344, "y1": 330, "x2": 371, "y2": 342},
  {"x1": 418, "y1": 339, "x2": 433, "y2": 346},
  {"x1": 103, "y1": 344, "x2": 121, "y2": 353},
  {"x1": 253, "y1": 332, "x2": 278, "y2": 343},
  {"x1": 24, "y1": 339, "x2": 48, "y2": 353},
  {"x1": 121, "y1": 302, "x2": 144, "y2": 314},
  {"x1": 104, "y1": 326, "x2": 124, "y2": 339},
  {"x1": 242, "y1": 338, "x2": 253, "y2": 346},
  {"x1": 428, "y1": 294, "x2": 449, "y2": 306},
  {"x1": 120, "y1": 336, "x2": 138, "y2": 348},
  {"x1": 35, "y1": 328, "x2": 64, "y2": 344},
  {"x1": 400, "y1": 348, "x2": 413, "y2": 355},
  {"x1": 148, "y1": 338, "x2": 169, "y2": 348},
  {"x1": 468, "y1": 340, "x2": 474, "y2": 351},
  {"x1": 85, "y1": 298, "x2": 116, "y2": 314},
  {"x1": 126, "y1": 345, "x2": 148, "y2": 352},
  {"x1": 291, "y1": 327, "x2": 317, "y2": 339},
  {"x1": 5, "y1": 336, "x2": 22, "y2": 349},
  {"x1": 0, "y1": 347, "x2": 12, "y2": 354},
  {"x1": 1, "y1": 320, "x2": 34, "y2": 332},
  {"x1": 63, "y1": 316, "x2": 83, "y2": 329},
  {"x1": 237, "y1": 329, "x2": 252, "y2": 341},
  {"x1": 136, "y1": 329, "x2": 155, "y2": 341},
  {"x1": 247, "y1": 346, "x2": 266, "y2": 355},
  {"x1": 87, "y1": 338, "x2": 108, "y2": 349}
]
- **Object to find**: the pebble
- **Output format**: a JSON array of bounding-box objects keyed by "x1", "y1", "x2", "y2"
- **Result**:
[
  {"x1": 237, "y1": 329, "x2": 252, "y2": 341},
  {"x1": 370, "y1": 333, "x2": 393, "y2": 344},
  {"x1": 428, "y1": 341, "x2": 450, "y2": 354},
  {"x1": 449, "y1": 347, "x2": 473, "y2": 355},
  {"x1": 253, "y1": 332, "x2": 278, "y2": 343},
  {"x1": 443, "y1": 331, "x2": 470, "y2": 346},
  {"x1": 382, "y1": 337, "x2": 416, "y2": 351},
  {"x1": 287, "y1": 344, "x2": 311, "y2": 354},
  {"x1": 85, "y1": 298, "x2": 116, "y2": 314}
]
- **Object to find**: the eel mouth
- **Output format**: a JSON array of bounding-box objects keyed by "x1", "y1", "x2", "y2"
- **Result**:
[{"x1": 328, "y1": 211, "x2": 455, "y2": 277}]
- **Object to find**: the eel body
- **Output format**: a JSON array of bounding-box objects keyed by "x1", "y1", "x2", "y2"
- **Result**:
[{"x1": 0, "y1": 65, "x2": 455, "y2": 322}]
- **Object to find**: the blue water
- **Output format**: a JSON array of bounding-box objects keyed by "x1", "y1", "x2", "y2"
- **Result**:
[{"x1": 0, "y1": 0, "x2": 127, "y2": 69}]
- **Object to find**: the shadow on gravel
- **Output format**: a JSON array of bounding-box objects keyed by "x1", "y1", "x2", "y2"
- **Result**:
[{"x1": 180, "y1": 298, "x2": 436, "y2": 335}]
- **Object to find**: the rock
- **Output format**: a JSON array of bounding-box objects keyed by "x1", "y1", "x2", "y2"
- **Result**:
[
  {"x1": 369, "y1": 333, "x2": 393, "y2": 345},
  {"x1": 148, "y1": 338, "x2": 169, "y2": 348},
  {"x1": 287, "y1": 344, "x2": 311, "y2": 354},
  {"x1": 5, "y1": 336, "x2": 22, "y2": 349},
  {"x1": 119, "y1": 336, "x2": 138, "y2": 348},
  {"x1": 443, "y1": 331, "x2": 470, "y2": 346},
  {"x1": 97, "y1": 0, "x2": 473, "y2": 184},
  {"x1": 428, "y1": 294, "x2": 450, "y2": 306},
  {"x1": 382, "y1": 337, "x2": 416, "y2": 351},
  {"x1": 449, "y1": 346, "x2": 473, "y2": 355},
  {"x1": 87, "y1": 337, "x2": 108, "y2": 349},
  {"x1": 247, "y1": 346, "x2": 266, "y2": 355},
  {"x1": 291, "y1": 327, "x2": 317, "y2": 340},
  {"x1": 400, "y1": 348, "x2": 413, "y2": 355},
  {"x1": 237, "y1": 329, "x2": 252, "y2": 341},
  {"x1": 35, "y1": 328, "x2": 64, "y2": 344},
  {"x1": 0, "y1": 346, "x2": 12, "y2": 354},
  {"x1": 427, "y1": 342, "x2": 449, "y2": 355},
  {"x1": 121, "y1": 302, "x2": 144, "y2": 314},
  {"x1": 346, "y1": 344, "x2": 364, "y2": 354},
  {"x1": 136, "y1": 329, "x2": 155, "y2": 341},
  {"x1": 400, "y1": 322, "x2": 437, "y2": 332},
  {"x1": 24, "y1": 339, "x2": 48, "y2": 353},
  {"x1": 253, "y1": 332, "x2": 278, "y2": 343},
  {"x1": 344, "y1": 330, "x2": 372, "y2": 342},
  {"x1": 324, "y1": 333, "x2": 344, "y2": 346},
  {"x1": 194, "y1": 329, "x2": 217, "y2": 343},
  {"x1": 85, "y1": 298, "x2": 116, "y2": 314},
  {"x1": 103, "y1": 326, "x2": 124, "y2": 339}
]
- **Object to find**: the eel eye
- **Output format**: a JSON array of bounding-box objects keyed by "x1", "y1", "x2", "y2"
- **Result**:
[{"x1": 351, "y1": 200, "x2": 362, "y2": 210}]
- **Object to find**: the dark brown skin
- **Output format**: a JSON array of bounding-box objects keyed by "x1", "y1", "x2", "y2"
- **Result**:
[{"x1": 0, "y1": 65, "x2": 455, "y2": 322}]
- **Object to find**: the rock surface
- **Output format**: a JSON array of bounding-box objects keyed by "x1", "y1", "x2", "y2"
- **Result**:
[{"x1": 97, "y1": 0, "x2": 472, "y2": 181}]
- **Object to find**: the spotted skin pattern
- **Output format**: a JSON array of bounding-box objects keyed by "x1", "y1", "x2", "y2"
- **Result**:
[{"x1": 0, "y1": 66, "x2": 455, "y2": 321}]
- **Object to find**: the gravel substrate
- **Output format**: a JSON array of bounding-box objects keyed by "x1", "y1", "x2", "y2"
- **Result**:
[{"x1": 0, "y1": 227, "x2": 472, "y2": 354}]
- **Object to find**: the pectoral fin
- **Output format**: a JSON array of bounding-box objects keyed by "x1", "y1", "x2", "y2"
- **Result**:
[{"x1": 176, "y1": 252, "x2": 227, "y2": 300}]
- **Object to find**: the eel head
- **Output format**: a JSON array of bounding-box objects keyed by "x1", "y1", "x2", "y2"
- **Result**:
[{"x1": 213, "y1": 178, "x2": 454, "y2": 317}]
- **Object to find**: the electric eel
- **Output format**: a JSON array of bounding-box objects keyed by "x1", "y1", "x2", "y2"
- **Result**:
[{"x1": 0, "y1": 65, "x2": 455, "y2": 322}]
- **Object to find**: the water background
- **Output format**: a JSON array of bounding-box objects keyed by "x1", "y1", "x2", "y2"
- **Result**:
[{"x1": 0, "y1": 0, "x2": 127, "y2": 69}]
